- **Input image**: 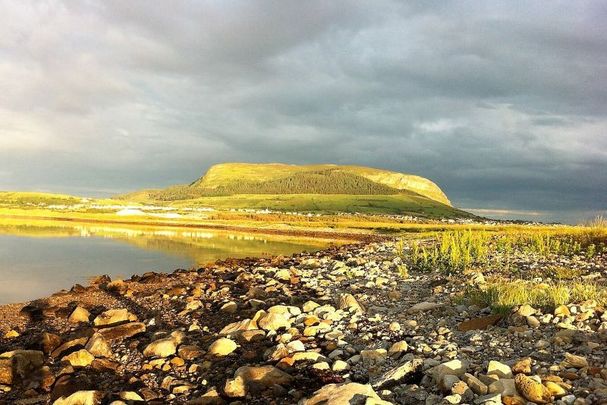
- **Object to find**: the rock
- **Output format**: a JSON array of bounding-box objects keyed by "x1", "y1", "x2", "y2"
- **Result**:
[
  {"x1": 554, "y1": 305, "x2": 571, "y2": 317},
  {"x1": 208, "y1": 338, "x2": 237, "y2": 357},
  {"x1": 219, "y1": 319, "x2": 258, "y2": 336},
  {"x1": 120, "y1": 391, "x2": 144, "y2": 401},
  {"x1": 372, "y1": 358, "x2": 423, "y2": 389},
  {"x1": 337, "y1": 294, "x2": 364, "y2": 313},
  {"x1": 4, "y1": 330, "x2": 19, "y2": 338},
  {"x1": 53, "y1": 390, "x2": 103, "y2": 404},
  {"x1": 224, "y1": 376, "x2": 246, "y2": 398},
  {"x1": 225, "y1": 365, "x2": 293, "y2": 397},
  {"x1": 463, "y1": 373, "x2": 488, "y2": 395},
  {"x1": 62, "y1": 349, "x2": 95, "y2": 367},
  {"x1": 514, "y1": 374, "x2": 552, "y2": 404},
  {"x1": 388, "y1": 341, "x2": 409, "y2": 357},
  {"x1": 388, "y1": 322, "x2": 401, "y2": 331},
  {"x1": 360, "y1": 349, "x2": 387, "y2": 366},
  {"x1": 85, "y1": 333, "x2": 112, "y2": 358},
  {"x1": 303, "y1": 301, "x2": 320, "y2": 313},
  {"x1": 408, "y1": 301, "x2": 443, "y2": 313},
  {"x1": 526, "y1": 316, "x2": 540, "y2": 328},
  {"x1": 487, "y1": 360, "x2": 512, "y2": 379},
  {"x1": 40, "y1": 332, "x2": 62, "y2": 355},
  {"x1": 68, "y1": 306, "x2": 90, "y2": 323},
  {"x1": 143, "y1": 337, "x2": 177, "y2": 358},
  {"x1": 544, "y1": 381, "x2": 567, "y2": 397},
  {"x1": 275, "y1": 269, "x2": 291, "y2": 281},
  {"x1": 474, "y1": 393, "x2": 502, "y2": 404},
  {"x1": 219, "y1": 301, "x2": 237, "y2": 314},
  {"x1": 502, "y1": 396, "x2": 526, "y2": 405},
  {"x1": 187, "y1": 387, "x2": 225, "y2": 405},
  {"x1": 302, "y1": 382, "x2": 391, "y2": 405},
  {"x1": 452, "y1": 381, "x2": 473, "y2": 402},
  {"x1": 458, "y1": 315, "x2": 502, "y2": 331},
  {"x1": 0, "y1": 350, "x2": 44, "y2": 385},
  {"x1": 332, "y1": 360, "x2": 350, "y2": 372},
  {"x1": 51, "y1": 337, "x2": 88, "y2": 358},
  {"x1": 93, "y1": 308, "x2": 137, "y2": 326},
  {"x1": 257, "y1": 312, "x2": 291, "y2": 332},
  {"x1": 431, "y1": 359, "x2": 469, "y2": 380},
  {"x1": 97, "y1": 322, "x2": 146, "y2": 341},
  {"x1": 440, "y1": 374, "x2": 461, "y2": 393},
  {"x1": 516, "y1": 305, "x2": 536, "y2": 317},
  {"x1": 512, "y1": 357, "x2": 531, "y2": 374},
  {"x1": 487, "y1": 379, "x2": 516, "y2": 396},
  {"x1": 178, "y1": 345, "x2": 204, "y2": 360},
  {"x1": 562, "y1": 353, "x2": 588, "y2": 368},
  {"x1": 286, "y1": 340, "x2": 305, "y2": 353}
]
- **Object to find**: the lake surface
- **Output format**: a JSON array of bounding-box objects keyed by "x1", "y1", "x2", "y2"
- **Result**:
[{"x1": 0, "y1": 220, "x2": 332, "y2": 304}]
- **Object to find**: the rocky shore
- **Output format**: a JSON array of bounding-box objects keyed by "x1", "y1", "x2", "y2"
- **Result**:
[{"x1": 1, "y1": 240, "x2": 606, "y2": 404}]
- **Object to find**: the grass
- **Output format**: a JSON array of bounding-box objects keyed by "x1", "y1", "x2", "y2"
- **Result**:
[
  {"x1": 403, "y1": 227, "x2": 606, "y2": 274},
  {"x1": 405, "y1": 230, "x2": 491, "y2": 273},
  {"x1": 168, "y1": 193, "x2": 468, "y2": 218},
  {"x1": 465, "y1": 280, "x2": 606, "y2": 314}
]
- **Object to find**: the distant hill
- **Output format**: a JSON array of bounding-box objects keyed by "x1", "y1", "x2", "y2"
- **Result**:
[{"x1": 120, "y1": 163, "x2": 470, "y2": 218}]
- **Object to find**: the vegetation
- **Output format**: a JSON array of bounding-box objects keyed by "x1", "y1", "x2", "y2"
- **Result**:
[
  {"x1": 394, "y1": 222, "x2": 607, "y2": 315},
  {"x1": 402, "y1": 228, "x2": 606, "y2": 274},
  {"x1": 190, "y1": 163, "x2": 451, "y2": 205},
  {"x1": 119, "y1": 163, "x2": 461, "y2": 217},
  {"x1": 466, "y1": 280, "x2": 607, "y2": 314}
]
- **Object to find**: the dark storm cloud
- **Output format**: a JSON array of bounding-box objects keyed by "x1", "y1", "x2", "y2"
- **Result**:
[{"x1": 0, "y1": 0, "x2": 605, "y2": 223}]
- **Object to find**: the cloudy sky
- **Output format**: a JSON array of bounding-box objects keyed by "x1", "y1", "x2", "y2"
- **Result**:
[{"x1": 0, "y1": 1, "x2": 605, "y2": 223}]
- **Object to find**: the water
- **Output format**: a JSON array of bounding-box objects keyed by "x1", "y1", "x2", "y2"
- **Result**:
[{"x1": 0, "y1": 220, "x2": 332, "y2": 304}]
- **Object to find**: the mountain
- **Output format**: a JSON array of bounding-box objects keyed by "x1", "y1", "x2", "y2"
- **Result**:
[{"x1": 120, "y1": 163, "x2": 470, "y2": 218}]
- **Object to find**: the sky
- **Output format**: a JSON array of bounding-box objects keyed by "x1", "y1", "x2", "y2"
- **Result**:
[{"x1": 0, "y1": 1, "x2": 605, "y2": 224}]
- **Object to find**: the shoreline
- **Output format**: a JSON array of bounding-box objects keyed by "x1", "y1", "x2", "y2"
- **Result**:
[
  {"x1": 0, "y1": 213, "x2": 387, "y2": 242},
  {"x1": 1, "y1": 235, "x2": 605, "y2": 404}
]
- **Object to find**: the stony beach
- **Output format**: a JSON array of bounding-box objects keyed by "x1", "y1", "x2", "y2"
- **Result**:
[{"x1": 1, "y1": 238, "x2": 606, "y2": 404}]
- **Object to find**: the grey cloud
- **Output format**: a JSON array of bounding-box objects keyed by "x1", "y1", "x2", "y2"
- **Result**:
[{"x1": 0, "y1": 0, "x2": 605, "y2": 223}]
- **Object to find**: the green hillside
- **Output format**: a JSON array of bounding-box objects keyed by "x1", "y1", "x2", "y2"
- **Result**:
[
  {"x1": 193, "y1": 163, "x2": 451, "y2": 205},
  {"x1": 119, "y1": 163, "x2": 470, "y2": 219}
]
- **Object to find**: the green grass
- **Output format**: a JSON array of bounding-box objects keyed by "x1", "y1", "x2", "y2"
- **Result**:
[
  {"x1": 465, "y1": 280, "x2": 606, "y2": 314},
  {"x1": 167, "y1": 193, "x2": 469, "y2": 218},
  {"x1": 0, "y1": 191, "x2": 85, "y2": 207}
]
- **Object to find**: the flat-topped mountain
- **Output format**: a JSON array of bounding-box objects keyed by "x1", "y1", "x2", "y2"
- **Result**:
[
  {"x1": 194, "y1": 163, "x2": 450, "y2": 205},
  {"x1": 121, "y1": 163, "x2": 470, "y2": 218}
]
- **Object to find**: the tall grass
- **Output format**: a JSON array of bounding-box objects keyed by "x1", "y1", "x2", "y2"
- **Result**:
[
  {"x1": 466, "y1": 280, "x2": 606, "y2": 314},
  {"x1": 408, "y1": 230, "x2": 490, "y2": 273},
  {"x1": 405, "y1": 228, "x2": 605, "y2": 274}
]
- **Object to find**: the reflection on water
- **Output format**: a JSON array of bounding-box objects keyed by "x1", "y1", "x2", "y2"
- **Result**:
[{"x1": 0, "y1": 219, "x2": 332, "y2": 304}]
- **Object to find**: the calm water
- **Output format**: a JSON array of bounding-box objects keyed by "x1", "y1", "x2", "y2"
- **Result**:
[{"x1": 0, "y1": 221, "x2": 331, "y2": 304}]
